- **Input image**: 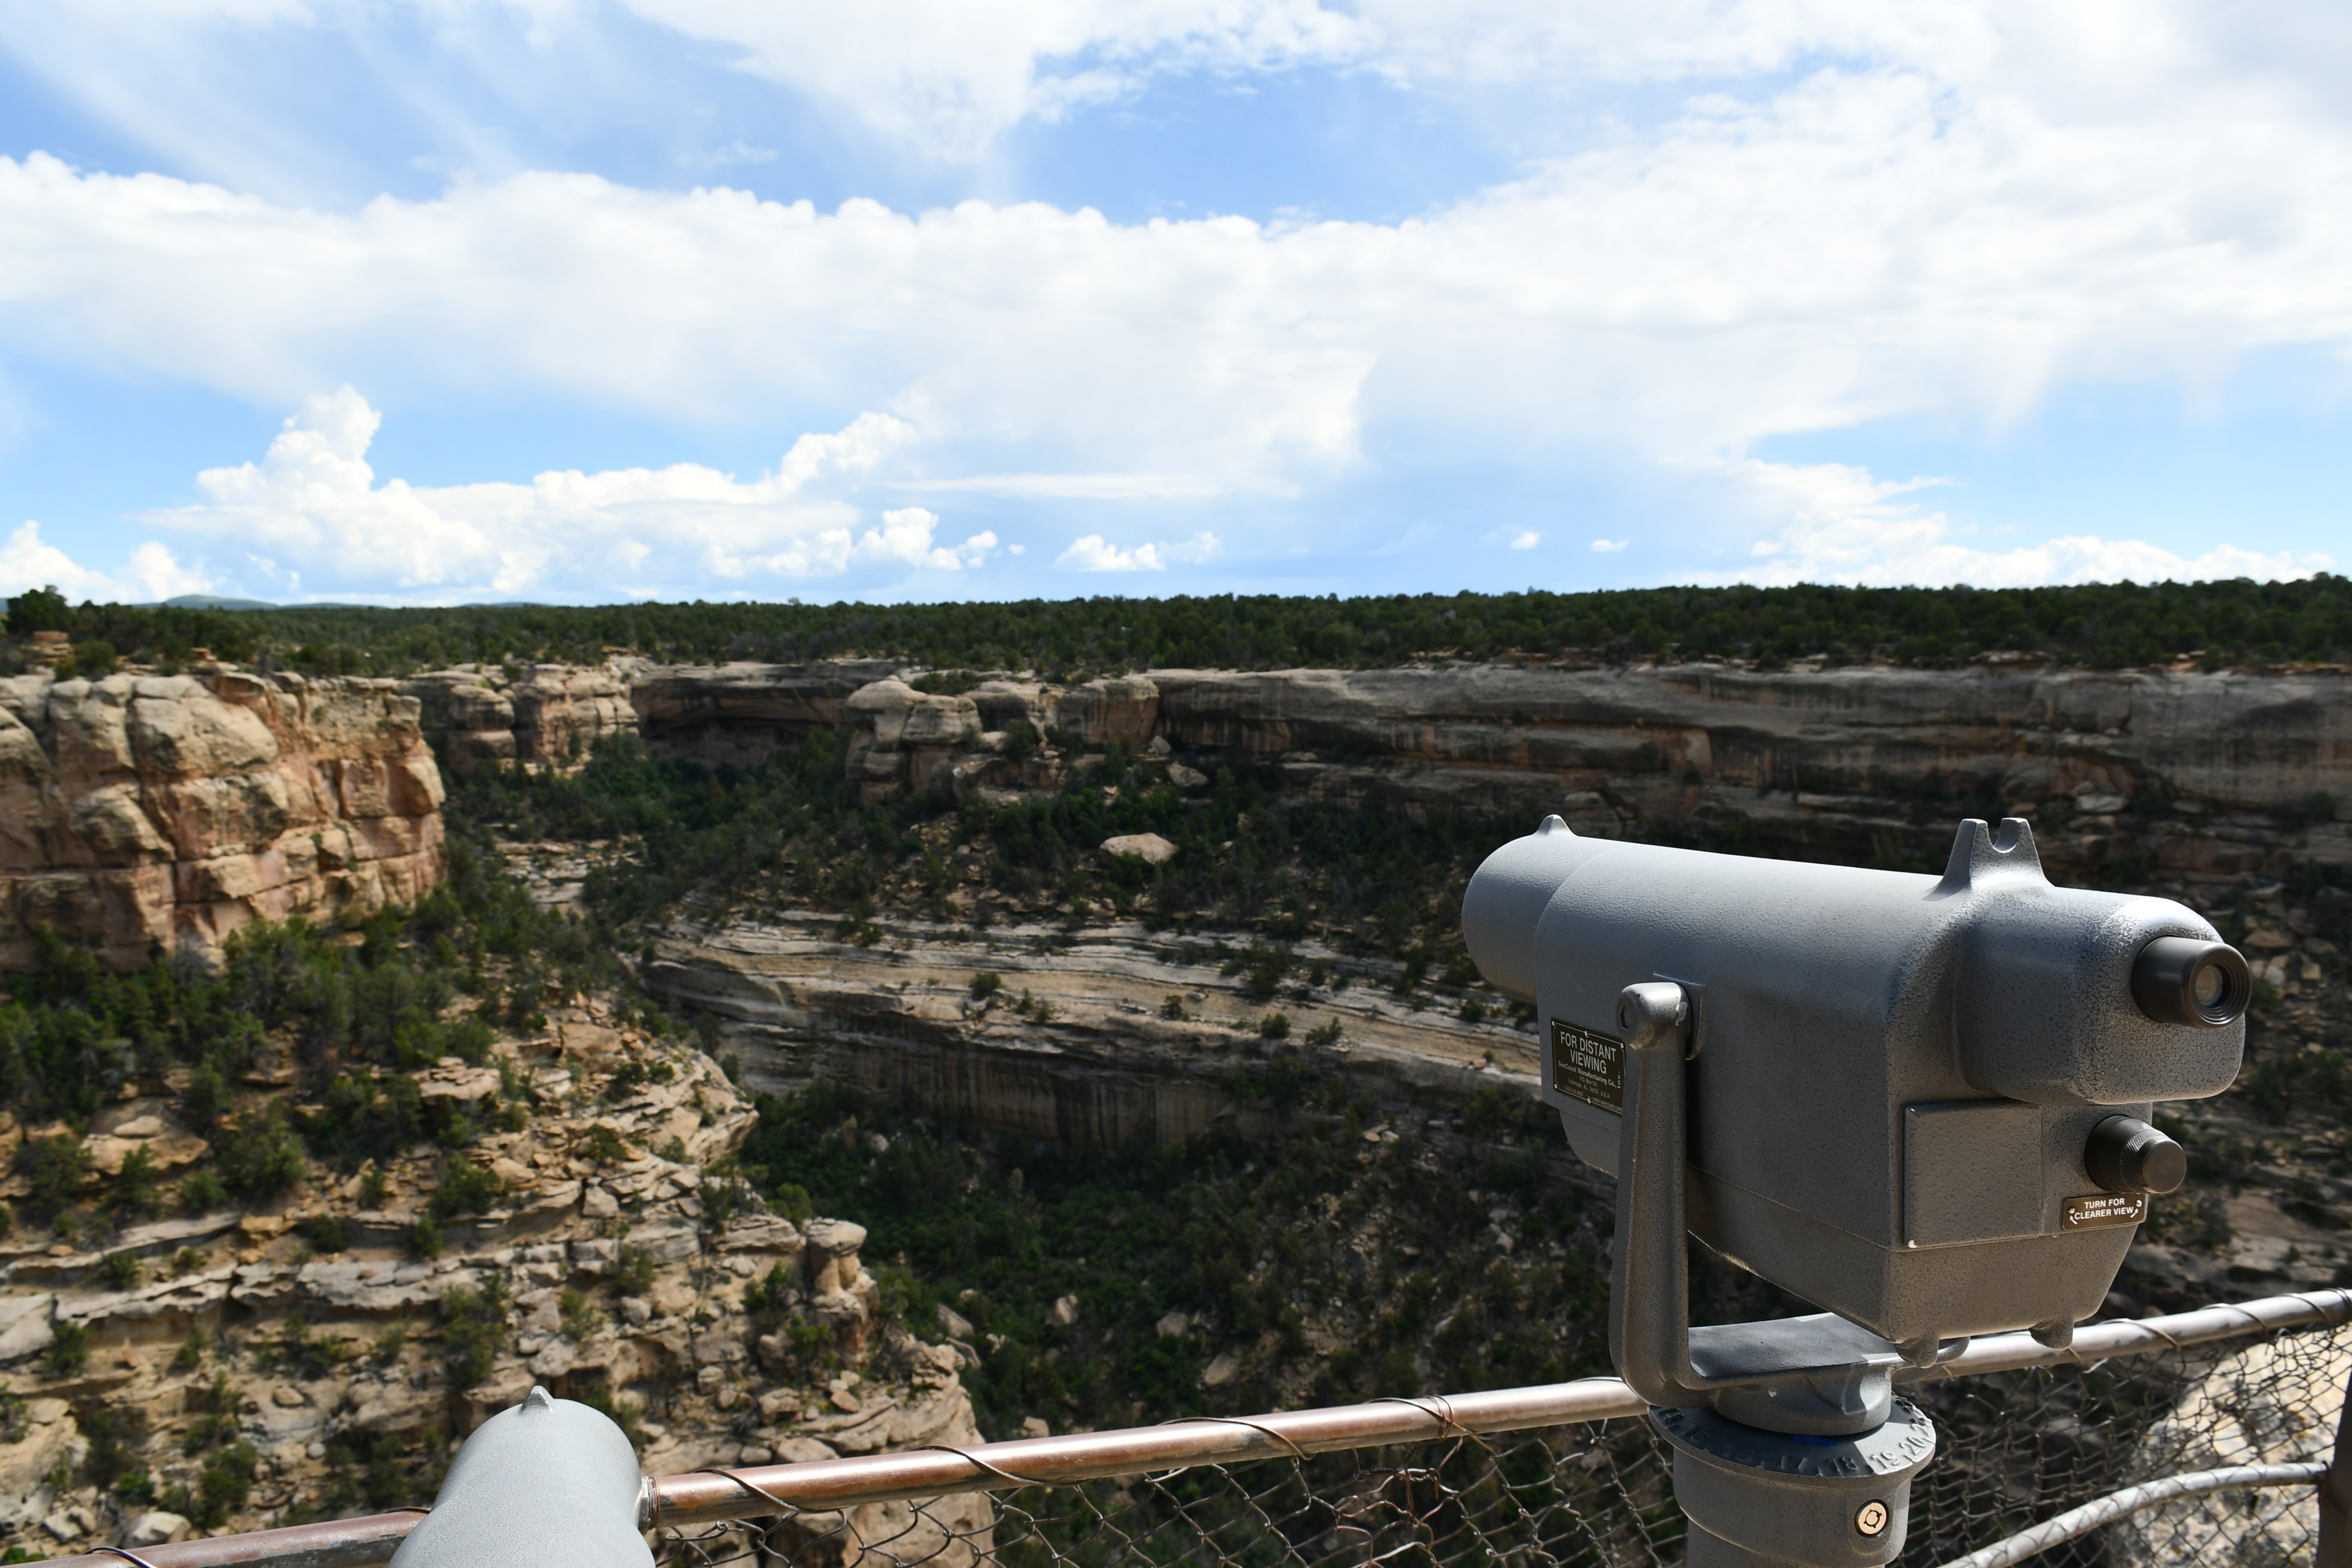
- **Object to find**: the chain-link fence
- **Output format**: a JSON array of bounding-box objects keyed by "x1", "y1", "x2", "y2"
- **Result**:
[
  {"x1": 41, "y1": 1290, "x2": 2351, "y2": 1568},
  {"x1": 651, "y1": 1291, "x2": 2352, "y2": 1568}
]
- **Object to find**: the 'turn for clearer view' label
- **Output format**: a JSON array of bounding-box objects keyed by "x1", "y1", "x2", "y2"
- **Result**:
[
  {"x1": 1550, "y1": 1020, "x2": 1624, "y2": 1113},
  {"x1": 2061, "y1": 1192, "x2": 2148, "y2": 1230}
]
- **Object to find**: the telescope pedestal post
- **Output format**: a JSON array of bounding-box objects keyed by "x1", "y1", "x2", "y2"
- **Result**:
[
  {"x1": 1609, "y1": 982, "x2": 1942, "y2": 1568},
  {"x1": 1651, "y1": 1400, "x2": 1936, "y2": 1568}
]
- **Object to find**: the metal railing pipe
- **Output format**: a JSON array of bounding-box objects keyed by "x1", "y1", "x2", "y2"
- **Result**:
[
  {"x1": 645, "y1": 1379, "x2": 1647, "y2": 1527},
  {"x1": 1904, "y1": 1288, "x2": 2352, "y2": 1385},
  {"x1": 651, "y1": 1288, "x2": 2352, "y2": 1527},
  {"x1": 41, "y1": 1510, "x2": 425, "y2": 1568},
  {"x1": 1932, "y1": 1462, "x2": 2328, "y2": 1568}
]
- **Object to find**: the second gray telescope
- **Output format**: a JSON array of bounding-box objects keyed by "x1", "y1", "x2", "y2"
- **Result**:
[{"x1": 1462, "y1": 814, "x2": 2248, "y2": 1349}]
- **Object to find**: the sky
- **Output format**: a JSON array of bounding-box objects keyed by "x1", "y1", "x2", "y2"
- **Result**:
[{"x1": 0, "y1": 2, "x2": 2347, "y2": 607}]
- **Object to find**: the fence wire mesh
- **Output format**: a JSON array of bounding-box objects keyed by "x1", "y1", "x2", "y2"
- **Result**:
[{"x1": 653, "y1": 1315, "x2": 2349, "y2": 1568}]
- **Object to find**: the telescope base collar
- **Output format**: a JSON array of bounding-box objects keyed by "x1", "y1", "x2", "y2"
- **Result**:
[{"x1": 1652, "y1": 1398, "x2": 1936, "y2": 1568}]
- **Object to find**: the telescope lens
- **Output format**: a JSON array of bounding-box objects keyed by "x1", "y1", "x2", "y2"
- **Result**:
[{"x1": 2130, "y1": 936, "x2": 2250, "y2": 1028}]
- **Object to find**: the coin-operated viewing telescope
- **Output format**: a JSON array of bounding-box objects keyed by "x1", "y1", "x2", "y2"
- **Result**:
[{"x1": 1462, "y1": 815, "x2": 2247, "y2": 1568}]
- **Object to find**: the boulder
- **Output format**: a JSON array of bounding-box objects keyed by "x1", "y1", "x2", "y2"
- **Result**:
[
  {"x1": 295, "y1": 1258, "x2": 473, "y2": 1315},
  {"x1": 820, "y1": 1388, "x2": 980, "y2": 1455},
  {"x1": 124, "y1": 1510, "x2": 193, "y2": 1547},
  {"x1": 626, "y1": 1221, "x2": 700, "y2": 1267},
  {"x1": 1099, "y1": 833, "x2": 1177, "y2": 866},
  {"x1": 416, "y1": 1062, "x2": 502, "y2": 1103},
  {"x1": 83, "y1": 1130, "x2": 209, "y2": 1176},
  {"x1": 0, "y1": 1294, "x2": 54, "y2": 1361},
  {"x1": 714, "y1": 1213, "x2": 803, "y2": 1256}
]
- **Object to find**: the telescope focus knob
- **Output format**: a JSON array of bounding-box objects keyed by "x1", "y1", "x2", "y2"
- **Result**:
[{"x1": 2084, "y1": 1115, "x2": 2187, "y2": 1195}]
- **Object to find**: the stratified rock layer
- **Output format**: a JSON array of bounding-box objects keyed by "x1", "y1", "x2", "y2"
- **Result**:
[
  {"x1": 411, "y1": 656, "x2": 2349, "y2": 878},
  {"x1": 625, "y1": 659, "x2": 2350, "y2": 879},
  {"x1": 0, "y1": 670, "x2": 445, "y2": 970}
]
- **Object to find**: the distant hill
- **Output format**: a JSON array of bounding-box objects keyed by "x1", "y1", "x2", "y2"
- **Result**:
[{"x1": 161, "y1": 593, "x2": 280, "y2": 610}]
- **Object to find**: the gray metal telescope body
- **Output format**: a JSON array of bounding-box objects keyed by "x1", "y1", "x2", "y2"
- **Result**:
[
  {"x1": 1462, "y1": 814, "x2": 2242, "y2": 1348},
  {"x1": 387, "y1": 1386, "x2": 653, "y2": 1568}
]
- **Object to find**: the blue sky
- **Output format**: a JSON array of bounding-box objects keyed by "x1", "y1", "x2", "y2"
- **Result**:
[{"x1": 0, "y1": 1, "x2": 2347, "y2": 607}]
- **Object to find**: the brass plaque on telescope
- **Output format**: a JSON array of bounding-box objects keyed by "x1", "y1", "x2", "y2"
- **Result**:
[
  {"x1": 1550, "y1": 1020, "x2": 1623, "y2": 1113},
  {"x1": 2061, "y1": 1192, "x2": 2147, "y2": 1230}
]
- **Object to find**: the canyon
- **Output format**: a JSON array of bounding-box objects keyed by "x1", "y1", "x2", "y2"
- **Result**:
[
  {"x1": 27, "y1": 653, "x2": 2347, "y2": 1146},
  {"x1": 436, "y1": 653, "x2": 2350, "y2": 1146},
  {"x1": 1, "y1": 651, "x2": 2345, "y2": 1560},
  {"x1": 448, "y1": 653, "x2": 2351, "y2": 1321}
]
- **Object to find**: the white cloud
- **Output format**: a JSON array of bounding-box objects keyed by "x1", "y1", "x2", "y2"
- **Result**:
[
  {"x1": 1055, "y1": 530, "x2": 1222, "y2": 571},
  {"x1": 1590, "y1": 537, "x2": 1627, "y2": 552},
  {"x1": 1702, "y1": 456, "x2": 2333, "y2": 587},
  {"x1": 618, "y1": 0, "x2": 1368, "y2": 161},
  {"x1": 851, "y1": 507, "x2": 999, "y2": 570},
  {"x1": 0, "y1": 520, "x2": 214, "y2": 603},
  {"x1": 891, "y1": 471, "x2": 1243, "y2": 500},
  {"x1": 679, "y1": 142, "x2": 780, "y2": 169},
  {"x1": 6, "y1": 3, "x2": 2350, "y2": 506},
  {"x1": 480, "y1": 1, "x2": 2352, "y2": 178},
  {"x1": 139, "y1": 387, "x2": 997, "y2": 598},
  {"x1": 1509, "y1": 531, "x2": 1540, "y2": 550},
  {"x1": 2, "y1": 5, "x2": 2350, "y2": 589}
]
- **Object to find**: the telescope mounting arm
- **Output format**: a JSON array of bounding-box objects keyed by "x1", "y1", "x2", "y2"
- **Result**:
[
  {"x1": 1606, "y1": 982, "x2": 1955, "y2": 1437},
  {"x1": 1609, "y1": 981, "x2": 1738, "y2": 1407}
]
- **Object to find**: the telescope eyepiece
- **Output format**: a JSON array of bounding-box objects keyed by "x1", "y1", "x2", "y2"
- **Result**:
[
  {"x1": 2085, "y1": 1115, "x2": 2187, "y2": 1195},
  {"x1": 2130, "y1": 936, "x2": 2250, "y2": 1029}
]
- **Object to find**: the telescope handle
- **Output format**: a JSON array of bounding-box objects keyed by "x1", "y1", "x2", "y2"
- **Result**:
[{"x1": 1607, "y1": 981, "x2": 1724, "y2": 1407}]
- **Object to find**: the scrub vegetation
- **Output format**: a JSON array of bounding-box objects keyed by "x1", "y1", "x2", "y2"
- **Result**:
[{"x1": 7, "y1": 576, "x2": 2351, "y2": 680}]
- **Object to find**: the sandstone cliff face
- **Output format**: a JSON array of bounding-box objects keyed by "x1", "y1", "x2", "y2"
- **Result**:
[
  {"x1": 409, "y1": 664, "x2": 639, "y2": 775},
  {"x1": 633, "y1": 662, "x2": 900, "y2": 770},
  {"x1": 0, "y1": 672, "x2": 444, "y2": 971},
  {"x1": 414, "y1": 654, "x2": 2349, "y2": 877},
  {"x1": 833, "y1": 662, "x2": 2352, "y2": 881}
]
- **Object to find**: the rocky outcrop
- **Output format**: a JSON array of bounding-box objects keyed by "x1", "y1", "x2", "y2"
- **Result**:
[
  {"x1": 408, "y1": 663, "x2": 641, "y2": 775},
  {"x1": 0, "y1": 670, "x2": 444, "y2": 971},
  {"x1": 1142, "y1": 662, "x2": 2351, "y2": 807},
  {"x1": 0, "y1": 1009, "x2": 983, "y2": 1555},
  {"x1": 844, "y1": 680, "x2": 979, "y2": 804},
  {"x1": 1053, "y1": 676, "x2": 1160, "y2": 747},
  {"x1": 1146, "y1": 663, "x2": 2352, "y2": 879}
]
